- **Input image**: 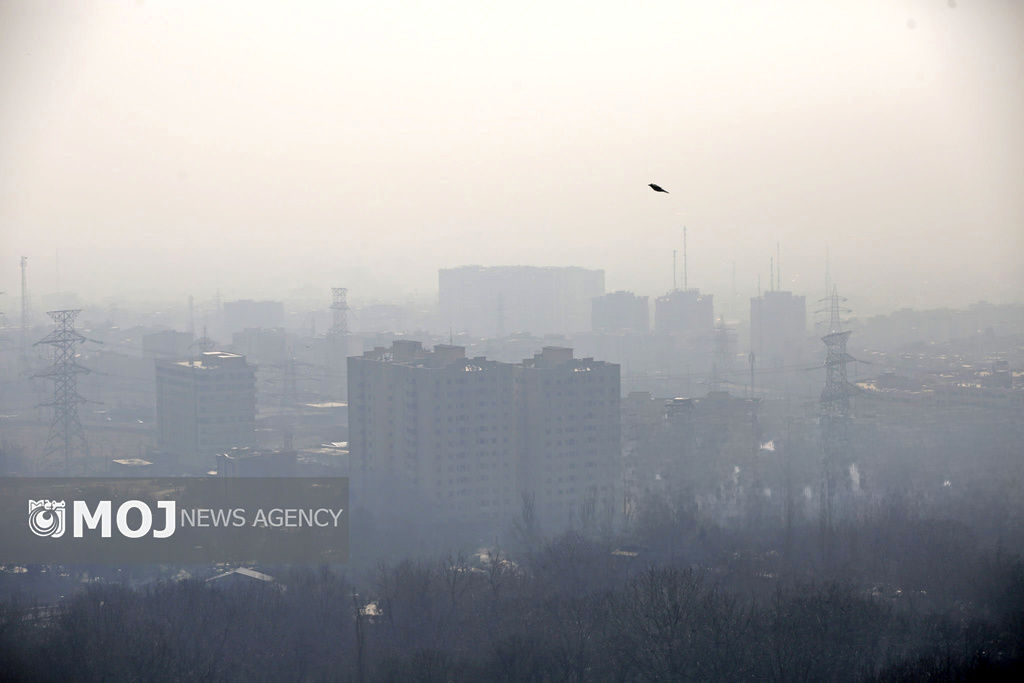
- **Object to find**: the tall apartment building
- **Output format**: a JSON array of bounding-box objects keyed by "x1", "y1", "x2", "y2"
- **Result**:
[
  {"x1": 519, "y1": 347, "x2": 621, "y2": 528},
  {"x1": 348, "y1": 341, "x2": 521, "y2": 523},
  {"x1": 155, "y1": 351, "x2": 257, "y2": 472},
  {"x1": 592, "y1": 290, "x2": 649, "y2": 333},
  {"x1": 348, "y1": 341, "x2": 620, "y2": 531},
  {"x1": 439, "y1": 266, "x2": 605, "y2": 338},
  {"x1": 750, "y1": 291, "x2": 807, "y2": 368}
]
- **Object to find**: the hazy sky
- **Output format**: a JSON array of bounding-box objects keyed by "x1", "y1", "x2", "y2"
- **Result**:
[{"x1": 2, "y1": 0, "x2": 1022, "y2": 315}]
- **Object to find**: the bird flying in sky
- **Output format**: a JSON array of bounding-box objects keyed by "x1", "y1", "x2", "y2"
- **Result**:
[{"x1": 648, "y1": 183, "x2": 668, "y2": 193}]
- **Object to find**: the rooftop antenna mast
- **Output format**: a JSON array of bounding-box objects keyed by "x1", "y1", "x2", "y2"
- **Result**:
[
  {"x1": 672, "y1": 249, "x2": 677, "y2": 290},
  {"x1": 192, "y1": 325, "x2": 215, "y2": 354}
]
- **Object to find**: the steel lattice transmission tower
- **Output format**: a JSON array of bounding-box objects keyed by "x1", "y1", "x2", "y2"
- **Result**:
[
  {"x1": 324, "y1": 287, "x2": 350, "y2": 400},
  {"x1": 329, "y1": 287, "x2": 349, "y2": 337},
  {"x1": 34, "y1": 309, "x2": 90, "y2": 473},
  {"x1": 817, "y1": 286, "x2": 854, "y2": 562},
  {"x1": 821, "y1": 292, "x2": 853, "y2": 417}
]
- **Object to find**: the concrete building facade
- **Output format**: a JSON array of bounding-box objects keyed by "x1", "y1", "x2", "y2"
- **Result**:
[
  {"x1": 348, "y1": 341, "x2": 620, "y2": 532},
  {"x1": 519, "y1": 347, "x2": 621, "y2": 528}
]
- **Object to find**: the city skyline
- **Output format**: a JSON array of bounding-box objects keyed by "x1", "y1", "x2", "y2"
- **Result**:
[{"x1": 1, "y1": 2, "x2": 1022, "y2": 677}]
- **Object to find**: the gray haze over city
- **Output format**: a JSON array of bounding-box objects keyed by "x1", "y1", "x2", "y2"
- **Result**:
[
  {"x1": 2, "y1": 1, "x2": 1024, "y2": 680},
  {"x1": 2, "y1": 0, "x2": 1022, "y2": 313}
]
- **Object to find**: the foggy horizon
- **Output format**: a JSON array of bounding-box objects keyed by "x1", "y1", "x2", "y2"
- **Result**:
[{"x1": 2, "y1": 0, "x2": 1022, "y2": 315}]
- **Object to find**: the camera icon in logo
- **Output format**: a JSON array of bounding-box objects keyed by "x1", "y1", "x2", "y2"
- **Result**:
[{"x1": 28, "y1": 500, "x2": 66, "y2": 538}]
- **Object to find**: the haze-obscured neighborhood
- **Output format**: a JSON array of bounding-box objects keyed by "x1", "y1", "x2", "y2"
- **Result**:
[{"x1": 1, "y1": 0, "x2": 1023, "y2": 680}]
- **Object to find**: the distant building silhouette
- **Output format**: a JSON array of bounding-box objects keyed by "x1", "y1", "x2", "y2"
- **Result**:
[
  {"x1": 231, "y1": 327, "x2": 287, "y2": 366},
  {"x1": 622, "y1": 390, "x2": 760, "y2": 523},
  {"x1": 142, "y1": 330, "x2": 193, "y2": 359},
  {"x1": 223, "y1": 300, "x2": 284, "y2": 335},
  {"x1": 654, "y1": 288, "x2": 714, "y2": 336},
  {"x1": 439, "y1": 266, "x2": 604, "y2": 338},
  {"x1": 750, "y1": 290, "x2": 806, "y2": 368},
  {"x1": 592, "y1": 290, "x2": 649, "y2": 333},
  {"x1": 155, "y1": 351, "x2": 257, "y2": 472}
]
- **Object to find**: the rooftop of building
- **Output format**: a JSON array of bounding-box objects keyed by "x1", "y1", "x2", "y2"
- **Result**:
[
  {"x1": 163, "y1": 351, "x2": 250, "y2": 370},
  {"x1": 440, "y1": 265, "x2": 603, "y2": 274},
  {"x1": 596, "y1": 290, "x2": 647, "y2": 300},
  {"x1": 656, "y1": 288, "x2": 712, "y2": 302},
  {"x1": 356, "y1": 341, "x2": 614, "y2": 371}
]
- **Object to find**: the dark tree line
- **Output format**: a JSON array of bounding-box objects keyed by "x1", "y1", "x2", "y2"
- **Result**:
[{"x1": 2, "y1": 511, "x2": 1023, "y2": 682}]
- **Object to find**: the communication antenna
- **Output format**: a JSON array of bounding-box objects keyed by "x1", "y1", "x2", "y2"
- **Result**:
[{"x1": 192, "y1": 325, "x2": 216, "y2": 353}]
